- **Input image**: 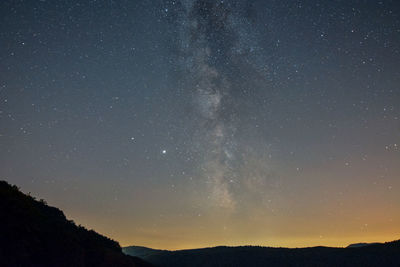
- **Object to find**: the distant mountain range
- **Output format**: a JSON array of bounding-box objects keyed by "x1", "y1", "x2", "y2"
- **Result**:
[
  {"x1": 123, "y1": 241, "x2": 400, "y2": 267},
  {"x1": 0, "y1": 180, "x2": 151, "y2": 267},
  {"x1": 346, "y1": 242, "x2": 382, "y2": 248}
]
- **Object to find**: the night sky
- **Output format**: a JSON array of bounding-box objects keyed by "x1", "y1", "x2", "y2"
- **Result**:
[{"x1": 1, "y1": 0, "x2": 399, "y2": 249}]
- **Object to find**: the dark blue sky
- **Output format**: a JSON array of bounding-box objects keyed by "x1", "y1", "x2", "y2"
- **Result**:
[{"x1": 1, "y1": 0, "x2": 399, "y2": 249}]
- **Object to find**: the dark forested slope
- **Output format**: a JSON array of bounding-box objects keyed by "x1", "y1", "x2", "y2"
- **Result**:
[{"x1": 0, "y1": 180, "x2": 151, "y2": 267}]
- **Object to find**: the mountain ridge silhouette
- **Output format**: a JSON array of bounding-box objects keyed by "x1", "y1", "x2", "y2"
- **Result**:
[
  {"x1": 123, "y1": 240, "x2": 400, "y2": 266},
  {"x1": 0, "y1": 180, "x2": 152, "y2": 267}
]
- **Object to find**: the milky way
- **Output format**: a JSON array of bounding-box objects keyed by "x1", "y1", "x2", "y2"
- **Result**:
[
  {"x1": 1, "y1": 0, "x2": 399, "y2": 249},
  {"x1": 169, "y1": 0, "x2": 277, "y2": 210}
]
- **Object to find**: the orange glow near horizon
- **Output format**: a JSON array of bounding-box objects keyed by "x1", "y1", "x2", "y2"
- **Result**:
[{"x1": 13, "y1": 149, "x2": 399, "y2": 251}]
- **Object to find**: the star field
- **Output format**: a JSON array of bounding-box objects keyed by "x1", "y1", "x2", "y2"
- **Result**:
[{"x1": 0, "y1": 0, "x2": 399, "y2": 249}]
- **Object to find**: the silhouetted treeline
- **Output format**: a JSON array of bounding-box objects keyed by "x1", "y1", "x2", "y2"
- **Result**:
[
  {"x1": 124, "y1": 240, "x2": 400, "y2": 267},
  {"x1": 0, "y1": 180, "x2": 151, "y2": 267}
]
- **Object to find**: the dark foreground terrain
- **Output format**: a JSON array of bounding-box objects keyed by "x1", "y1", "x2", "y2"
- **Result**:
[
  {"x1": 124, "y1": 240, "x2": 400, "y2": 267},
  {"x1": 0, "y1": 180, "x2": 151, "y2": 267},
  {"x1": 1, "y1": 180, "x2": 399, "y2": 267}
]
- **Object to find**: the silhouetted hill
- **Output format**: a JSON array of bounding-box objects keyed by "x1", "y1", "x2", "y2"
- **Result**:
[
  {"x1": 124, "y1": 240, "x2": 400, "y2": 267},
  {"x1": 123, "y1": 246, "x2": 167, "y2": 258},
  {"x1": 346, "y1": 242, "x2": 381, "y2": 248},
  {"x1": 0, "y1": 180, "x2": 152, "y2": 267}
]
